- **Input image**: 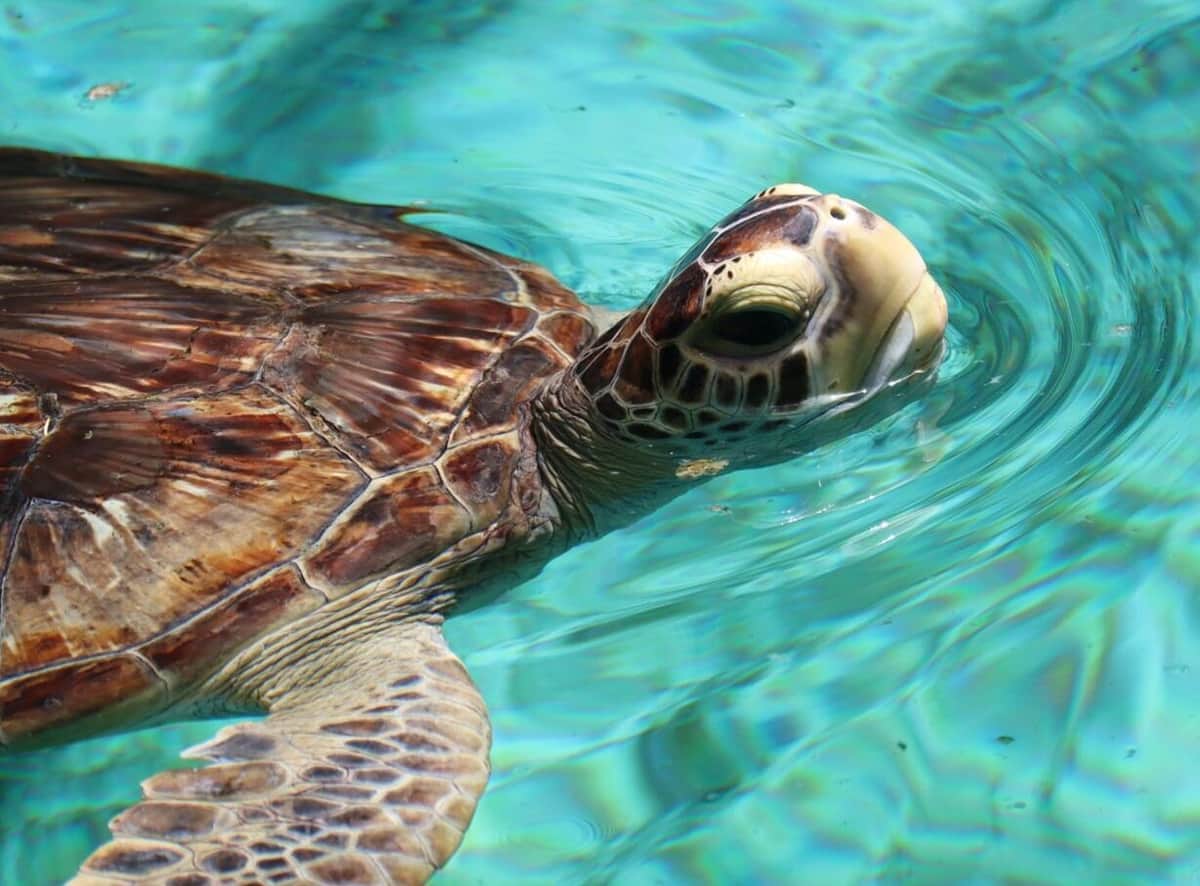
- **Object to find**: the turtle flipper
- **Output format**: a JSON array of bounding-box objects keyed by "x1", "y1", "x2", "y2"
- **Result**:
[{"x1": 70, "y1": 622, "x2": 490, "y2": 885}]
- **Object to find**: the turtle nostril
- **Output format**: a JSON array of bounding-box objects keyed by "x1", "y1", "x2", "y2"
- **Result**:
[{"x1": 830, "y1": 206, "x2": 846, "y2": 220}]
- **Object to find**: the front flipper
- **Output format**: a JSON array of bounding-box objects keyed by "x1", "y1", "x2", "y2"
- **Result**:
[{"x1": 71, "y1": 621, "x2": 490, "y2": 885}]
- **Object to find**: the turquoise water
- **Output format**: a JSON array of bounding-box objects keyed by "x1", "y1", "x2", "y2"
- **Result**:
[{"x1": 2, "y1": 1, "x2": 1199, "y2": 883}]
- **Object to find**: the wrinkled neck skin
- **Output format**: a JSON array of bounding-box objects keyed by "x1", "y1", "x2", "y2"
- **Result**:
[
  {"x1": 530, "y1": 357, "x2": 941, "y2": 543},
  {"x1": 531, "y1": 373, "x2": 699, "y2": 539}
]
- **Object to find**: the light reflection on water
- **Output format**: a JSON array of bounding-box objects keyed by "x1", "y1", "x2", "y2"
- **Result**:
[{"x1": 1, "y1": 1, "x2": 1198, "y2": 883}]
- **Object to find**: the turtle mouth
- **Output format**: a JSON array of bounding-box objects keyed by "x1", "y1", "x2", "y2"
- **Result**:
[
  {"x1": 822, "y1": 272, "x2": 948, "y2": 416},
  {"x1": 877, "y1": 269, "x2": 948, "y2": 381},
  {"x1": 861, "y1": 310, "x2": 923, "y2": 392}
]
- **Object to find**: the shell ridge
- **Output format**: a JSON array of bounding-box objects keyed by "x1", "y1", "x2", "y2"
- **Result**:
[
  {"x1": 0, "y1": 561, "x2": 323, "y2": 685},
  {"x1": 432, "y1": 310, "x2": 543, "y2": 465},
  {"x1": 0, "y1": 148, "x2": 597, "y2": 760},
  {"x1": 0, "y1": 498, "x2": 32, "y2": 677},
  {"x1": 0, "y1": 272, "x2": 292, "y2": 408},
  {"x1": 173, "y1": 204, "x2": 314, "y2": 270},
  {"x1": 128, "y1": 648, "x2": 169, "y2": 693},
  {"x1": 455, "y1": 239, "x2": 529, "y2": 305},
  {"x1": 431, "y1": 458, "x2": 476, "y2": 528},
  {"x1": 531, "y1": 322, "x2": 581, "y2": 363},
  {"x1": 250, "y1": 334, "x2": 379, "y2": 480},
  {"x1": 295, "y1": 472, "x2": 466, "y2": 597}
]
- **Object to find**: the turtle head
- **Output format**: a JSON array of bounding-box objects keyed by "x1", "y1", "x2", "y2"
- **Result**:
[{"x1": 570, "y1": 184, "x2": 947, "y2": 464}]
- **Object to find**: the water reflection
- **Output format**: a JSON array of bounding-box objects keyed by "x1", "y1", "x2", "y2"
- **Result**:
[{"x1": 1, "y1": 1, "x2": 1198, "y2": 883}]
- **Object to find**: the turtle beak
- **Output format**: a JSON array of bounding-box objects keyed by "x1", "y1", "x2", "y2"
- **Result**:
[{"x1": 804, "y1": 195, "x2": 948, "y2": 398}]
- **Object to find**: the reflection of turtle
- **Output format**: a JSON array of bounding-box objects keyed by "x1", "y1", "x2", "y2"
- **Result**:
[{"x1": 0, "y1": 148, "x2": 946, "y2": 884}]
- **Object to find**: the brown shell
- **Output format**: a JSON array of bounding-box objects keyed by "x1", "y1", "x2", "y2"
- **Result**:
[{"x1": 0, "y1": 148, "x2": 597, "y2": 746}]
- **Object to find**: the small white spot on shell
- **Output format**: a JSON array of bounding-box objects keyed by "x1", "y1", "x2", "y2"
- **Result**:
[{"x1": 78, "y1": 508, "x2": 115, "y2": 546}]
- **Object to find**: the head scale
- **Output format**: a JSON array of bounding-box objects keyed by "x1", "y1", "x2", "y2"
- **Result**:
[{"x1": 571, "y1": 184, "x2": 948, "y2": 458}]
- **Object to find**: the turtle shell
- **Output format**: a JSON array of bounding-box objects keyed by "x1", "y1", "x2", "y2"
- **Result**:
[{"x1": 0, "y1": 148, "x2": 596, "y2": 747}]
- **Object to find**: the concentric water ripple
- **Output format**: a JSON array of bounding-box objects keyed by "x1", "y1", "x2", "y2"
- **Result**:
[
  {"x1": 2, "y1": 2, "x2": 1198, "y2": 884},
  {"x1": 440, "y1": 7, "x2": 1200, "y2": 884}
]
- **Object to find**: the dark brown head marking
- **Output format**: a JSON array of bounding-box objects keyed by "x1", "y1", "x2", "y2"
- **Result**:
[{"x1": 645, "y1": 262, "x2": 706, "y2": 342}]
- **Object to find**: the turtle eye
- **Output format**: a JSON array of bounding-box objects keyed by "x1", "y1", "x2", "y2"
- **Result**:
[{"x1": 692, "y1": 307, "x2": 803, "y2": 357}]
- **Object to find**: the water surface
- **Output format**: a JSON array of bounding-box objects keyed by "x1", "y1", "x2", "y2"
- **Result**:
[{"x1": 1, "y1": 1, "x2": 1198, "y2": 883}]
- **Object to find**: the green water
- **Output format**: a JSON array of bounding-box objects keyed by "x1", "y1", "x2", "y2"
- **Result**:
[{"x1": 2, "y1": 1, "x2": 1199, "y2": 883}]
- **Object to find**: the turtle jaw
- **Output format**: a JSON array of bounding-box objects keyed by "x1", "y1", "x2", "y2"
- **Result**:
[
  {"x1": 802, "y1": 195, "x2": 948, "y2": 407},
  {"x1": 860, "y1": 269, "x2": 948, "y2": 390},
  {"x1": 808, "y1": 267, "x2": 948, "y2": 411}
]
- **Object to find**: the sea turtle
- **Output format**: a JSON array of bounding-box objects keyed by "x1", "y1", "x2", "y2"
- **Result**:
[{"x1": 0, "y1": 147, "x2": 947, "y2": 885}]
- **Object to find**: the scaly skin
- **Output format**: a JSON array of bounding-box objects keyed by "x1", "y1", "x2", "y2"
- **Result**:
[
  {"x1": 531, "y1": 185, "x2": 947, "y2": 539},
  {"x1": 0, "y1": 150, "x2": 946, "y2": 885}
]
